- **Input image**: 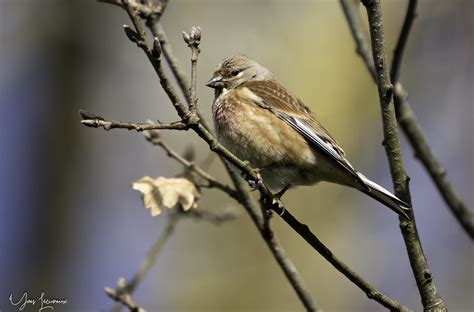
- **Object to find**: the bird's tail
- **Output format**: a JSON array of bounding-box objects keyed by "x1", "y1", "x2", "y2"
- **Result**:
[{"x1": 357, "y1": 173, "x2": 411, "y2": 219}]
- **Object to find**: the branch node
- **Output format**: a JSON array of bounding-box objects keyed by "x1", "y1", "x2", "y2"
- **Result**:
[
  {"x1": 182, "y1": 111, "x2": 200, "y2": 126},
  {"x1": 366, "y1": 290, "x2": 380, "y2": 299},
  {"x1": 209, "y1": 141, "x2": 219, "y2": 151},
  {"x1": 422, "y1": 271, "x2": 433, "y2": 285}
]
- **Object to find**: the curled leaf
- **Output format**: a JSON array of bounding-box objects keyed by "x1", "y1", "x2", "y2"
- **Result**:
[{"x1": 132, "y1": 176, "x2": 200, "y2": 216}]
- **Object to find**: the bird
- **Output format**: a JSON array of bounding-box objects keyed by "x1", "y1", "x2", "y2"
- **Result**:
[{"x1": 206, "y1": 54, "x2": 410, "y2": 219}]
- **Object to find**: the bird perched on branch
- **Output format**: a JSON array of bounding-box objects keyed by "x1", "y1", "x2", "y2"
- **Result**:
[{"x1": 207, "y1": 54, "x2": 410, "y2": 218}]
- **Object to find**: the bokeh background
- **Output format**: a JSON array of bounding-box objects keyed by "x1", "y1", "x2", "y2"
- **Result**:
[{"x1": 1, "y1": 0, "x2": 473, "y2": 311}]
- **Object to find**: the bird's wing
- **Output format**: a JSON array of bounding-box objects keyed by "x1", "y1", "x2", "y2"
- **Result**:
[{"x1": 242, "y1": 80, "x2": 368, "y2": 189}]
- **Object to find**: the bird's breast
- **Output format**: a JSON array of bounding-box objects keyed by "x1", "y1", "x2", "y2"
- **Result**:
[{"x1": 212, "y1": 88, "x2": 317, "y2": 169}]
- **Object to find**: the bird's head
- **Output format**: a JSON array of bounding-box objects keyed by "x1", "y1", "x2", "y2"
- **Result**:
[{"x1": 206, "y1": 54, "x2": 275, "y2": 90}]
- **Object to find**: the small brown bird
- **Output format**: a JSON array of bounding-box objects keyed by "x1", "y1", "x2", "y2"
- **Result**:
[{"x1": 207, "y1": 54, "x2": 410, "y2": 218}]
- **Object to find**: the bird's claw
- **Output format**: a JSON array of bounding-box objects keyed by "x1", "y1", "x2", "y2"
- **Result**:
[
  {"x1": 242, "y1": 168, "x2": 263, "y2": 191},
  {"x1": 248, "y1": 176, "x2": 263, "y2": 190}
]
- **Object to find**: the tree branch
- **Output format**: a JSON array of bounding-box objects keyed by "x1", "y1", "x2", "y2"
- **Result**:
[
  {"x1": 183, "y1": 26, "x2": 201, "y2": 112},
  {"x1": 80, "y1": 113, "x2": 188, "y2": 131},
  {"x1": 390, "y1": 0, "x2": 418, "y2": 84},
  {"x1": 126, "y1": 213, "x2": 178, "y2": 294},
  {"x1": 183, "y1": 208, "x2": 238, "y2": 225},
  {"x1": 148, "y1": 22, "x2": 218, "y2": 134},
  {"x1": 99, "y1": 0, "x2": 164, "y2": 19},
  {"x1": 109, "y1": 207, "x2": 235, "y2": 312},
  {"x1": 151, "y1": 22, "x2": 192, "y2": 104},
  {"x1": 106, "y1": 278, "x2": 145, "y2": 312},
  {"x1": 340, "y1": 0, "x2": 473, "y2": 238},
  {"x1": 394, "y1": 86, "x2": 474, "y2": 237},
  {"x1": 225, "y1": 168, "x2": 320, "y2": 312},
  {"x1": 340, "y1": 0, "x2": 376, "y2": 81},
  {"x1": 391, "y1": 0, "x2": 474, "y2": 238},
  {"x1": 280, "y1": 209, "x2": 412, "y2": 312},
  {"x1": 143, "y1": 127, "x2": 240, "y2": 200},
  {"x1": 360, "y1": 1, "x2": 446, "y2": 310}
]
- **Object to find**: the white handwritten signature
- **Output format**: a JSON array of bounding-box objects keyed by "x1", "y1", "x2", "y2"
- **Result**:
[{"x1": 9, "y1": 291, "x2": 67, "y2": 311}]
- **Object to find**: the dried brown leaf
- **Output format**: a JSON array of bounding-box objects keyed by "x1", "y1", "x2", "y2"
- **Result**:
[{"x1": 132, "y1": 176, "x2": 200, "y2": 216}]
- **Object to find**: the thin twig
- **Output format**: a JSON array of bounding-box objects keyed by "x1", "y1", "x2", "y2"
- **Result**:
[
  {"x1": 394, "y1": 85, "x2": 474, "y2": 237},
  {"x1": 340, "y1": 0, "x2": 376, "y2": 81},
  {"x1": 184, "y1": 208, "x2": 238, "y2": 225},
  {"x1": 182, "y1": 26, "x2": 201, "y2": 112},
  {"x1": 340, "y1": 0, "x2": 473, "y2": 238},
  {"x1": 390, "y1": 0, "x2": 418, "y2": 84},
  {"x1": 109, "y1": 207, "x2": 237, "y2": 312},
  {"x1": 230, "y1": 161, "x2": 409, "y2": 311},
  {"x1": 81, "y1": 117, "x2": 188, "y2": 131},
  {"x1": 361, "y1": 0, "x2": 446, "y2": 310},
  {"x1": 99, "y1": 0, "x2": 163, "y2": 19},
  {"x1": 127, "y1": 214, "x2": 177, "y2": 294},
  {"x1": 106, "y1": 278, "x2": 146, "y2": 312},
  {"x1": 148, "y1": 22, "x2": 216, "y2": 134},
  {"x1": 152, "y1": 22, "x2": 192, "y2": 104},
  {"x1": 143, "y1": 128, "x2": 240, "y2": 200},
  {"x1": 109, "y1": 215, "x2": 177, "y2": 312},
  {"x1": 391, "y1": 1, "x2": 474, "y2": 238},
  {"x1": 225, "y1": 168, "x2": 319, "y2": 312},
  {"x1": 280, "y1": 209, "x2": 412, "y2": 312}
]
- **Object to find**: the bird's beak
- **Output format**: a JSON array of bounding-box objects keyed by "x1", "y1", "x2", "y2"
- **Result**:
[{"x1": 206, "y1": 75, "x2": 224, "y2": 88}]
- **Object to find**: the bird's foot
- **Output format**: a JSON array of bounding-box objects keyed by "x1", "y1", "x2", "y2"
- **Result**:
[
  {"x1": 242, "y1": 167, "x2": 263, "y2": 191},
  {"x1": 248, "y1": 177, "x2": 263, "y2": 190}
]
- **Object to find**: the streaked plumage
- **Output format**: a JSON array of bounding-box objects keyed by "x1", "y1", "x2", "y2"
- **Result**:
[{"x1": 207, "y1": 54, "x2": 410, "y2": 218}]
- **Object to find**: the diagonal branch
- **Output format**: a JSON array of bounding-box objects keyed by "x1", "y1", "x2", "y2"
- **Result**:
[
  {"x1": 109, "y1": 206, "x2": 237, "y2": 312},
  {"x1": 124, "y1": 213, "x2": 178, "y2": 295},
  {"x1": 106, "y1": 278, "x2": 145, "y2": 312},
  {"x1": 394, "y1": 86, "x2": 474, "y2": 238},
  {"x1": 391, "y1": 0, "x2": 474, "y2": 238},
  {"x1": 150, "y1": 22, "x2": 192, "y2": 105},
  {"x1": 360, "y1": 0, "x2": 446, "y2": 310},
  {"x1": 225, "y1": 168, "x2": 321, "y2": 312},
  {"x1": 99, "y1": 0, "x2": 164, "y2": 19},
  {"x1": 340, "y1": 0, "x2": 376, "y2": 81},
  {"x1": 279, "y1": 210, "x2": 411, "y2": 312},
  {"x1": 143, "y1": 127, "x2": 240, "y2": 200},
  {"x1": 390, "y1": 0, "x2": 418, "y2": 84},
  {"x1": 340, "y1": 0, "x2": 473, "y2": 239}
]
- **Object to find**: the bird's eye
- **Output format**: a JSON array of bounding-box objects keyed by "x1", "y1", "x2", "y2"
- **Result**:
[{"x1": 231, "y1": 70, "x2": 240, "y2": 76}]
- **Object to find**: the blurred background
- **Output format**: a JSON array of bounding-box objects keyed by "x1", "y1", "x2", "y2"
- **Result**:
[{"x1": 0, "y1": 0, "x2": 473, "y2": 311}]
